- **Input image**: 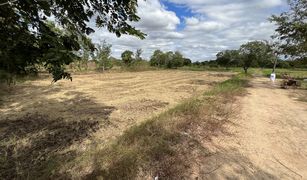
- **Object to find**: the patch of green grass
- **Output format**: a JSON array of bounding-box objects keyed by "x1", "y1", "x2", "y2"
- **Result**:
[
  {"x1": 179, "y1": 66, "x2": 231, "y2": 72},
  {"x1": 205, "y1": 73, "x2": 250, "y2": 96},
  {"x1": 301, "y1": 81, "x2": 307, "y2": 89},
  {"x1": 261, "y1": 68, "x2": 307, "y2": 79}
]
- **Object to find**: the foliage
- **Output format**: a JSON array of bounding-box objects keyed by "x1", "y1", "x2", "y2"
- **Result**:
[
  {"x1": 216, "y1": 50, "x2": 240, "y2": 69},
  {"x1": 150, "y1": 50, "x2": 190, "y2": 68},
  {"x1": 183, "y1": 58, "x2": 192, "y2": 66},
  {"x1": 93, "y1": 41, "x2": 113, "y2": 71},
  {"x1": 121, "y1": 50, "x2": 134, "y2": 66},
  {"x1": 198, "y1": 41, "x2": 277, "y2": 73},
  {"x1": 239, "y1": 41, "x2": 276, "y2": 73},
  {"x1": 270, "y1": 0, "x2": 307, "y2": 58},
  {"x1": 75, "y1": 36, "x2": 95, "y2": 71},
  {"x1": 149, "y1": 50, "x2": 164, "y2": 67},
  {"x1": 0, "y1": 0, "x2": 145, "y2": 82}
]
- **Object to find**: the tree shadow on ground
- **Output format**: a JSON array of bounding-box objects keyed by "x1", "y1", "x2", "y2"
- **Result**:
[
  {"x1": 0, "y1": 89, "x2": 115, "y2": 179},
  {"x1": 84, "y1": 118, "x2": 278, "y2": 180},
  {"x1": 83, "y1": 98, "x2": 277, "y2": 180}
]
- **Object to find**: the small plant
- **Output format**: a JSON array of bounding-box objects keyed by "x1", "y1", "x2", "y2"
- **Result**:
[{"x1": 93, "y1": 41, "x2": 113, "y2": 71}]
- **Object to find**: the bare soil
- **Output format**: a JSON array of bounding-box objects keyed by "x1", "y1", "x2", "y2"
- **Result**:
[
  {"x1": 199, "y1": 77, "x2": 307, "y2": 179},
  {"x1": 0, "y1": 70, "x2": 233, "y2": 178}
]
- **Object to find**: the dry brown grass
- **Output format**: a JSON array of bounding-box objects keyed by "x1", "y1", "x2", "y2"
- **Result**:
[
  {"x1": 64, "y1": 74, "x2": 249, "y2": 179},
  {"x1": 0, "y1": 70, "x2": 235, "y2": 179}
]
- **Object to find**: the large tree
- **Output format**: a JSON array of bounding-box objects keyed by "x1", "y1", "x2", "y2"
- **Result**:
[
  {"x1": 121, "y1": 50, "x2": 134, "y2": 66},
  {"x1": 150, "y1": 50, "x2": 164, "y2": 67},
  {"x1": 270, "y1": 0, "x2": 307, "y2": 58},
  {"x1": 0, "y1": 0, "x2": 145, "y2": 82},
  {"x1": 239, "y1": 41, "x2": 276, "y2": 73}
]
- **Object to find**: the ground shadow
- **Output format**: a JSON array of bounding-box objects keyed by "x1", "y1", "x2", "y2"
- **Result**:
[
  {"x1": 83, "y1": 97, "x2": 277, "y2": 180},
  {"x1": 0, "y1": 88, "x2": 115, "y2": 179}
]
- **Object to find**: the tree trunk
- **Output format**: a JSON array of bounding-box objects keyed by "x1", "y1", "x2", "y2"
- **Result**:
[
  {"x1": 272, "y1": 58, "x2": 277, "y2": 73},
  {"x1": 243, "y1": 67, "x2": 248, "y2": 74}
]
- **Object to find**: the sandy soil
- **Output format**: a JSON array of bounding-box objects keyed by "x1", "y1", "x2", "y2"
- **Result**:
[{"x1": 201, "y1": 77, "x2": 307, "y2": 179}]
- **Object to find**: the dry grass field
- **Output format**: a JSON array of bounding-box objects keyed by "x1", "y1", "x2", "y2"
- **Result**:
[{"x1": 0, "y1": 70, "x2": 234, "y2": 178}]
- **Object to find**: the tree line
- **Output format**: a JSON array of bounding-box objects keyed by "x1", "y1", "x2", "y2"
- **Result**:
[
  {"x1": 0, "y1": 0, "x2": 306, "y2": 81},
  {"x1": 149, "y1": 50, "x2": 191, "y2": 68},
  {"x1": 193, "y1": 40, "x2": 307, "y2": 72}
]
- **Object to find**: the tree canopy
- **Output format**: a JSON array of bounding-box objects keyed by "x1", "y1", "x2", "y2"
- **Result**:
[
  {"x1": 0, "y1": 0, "x2": 145, "y2": 82},
  {"x1": 270, "y1": 0, "x2": 307, "y2": 58},
  {"x1": 216, "y1": 50, "x2": 240, "y2": 69},
  {"x1": 239, "y1": 41, "x2": 276, "y2": 73},
  {"x1": 150, "y1": 50, "x2": 190, "y2": 68},
  {"x1": 121, "y1": 50, "x2": 134, "y2": 66}
]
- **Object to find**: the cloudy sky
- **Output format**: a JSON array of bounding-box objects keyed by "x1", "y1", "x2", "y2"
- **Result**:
[{"x1": 90, "y1": 0, "x2": 288, "y2": 61}]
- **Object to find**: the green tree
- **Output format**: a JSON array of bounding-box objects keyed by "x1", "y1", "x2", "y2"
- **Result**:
[
  {"x1": 121, "y1": 50, "x2": 134, "y2": 66},
  {"x1": 183, "y1": 58, "x2": 192, "y2": 66},
  {"x1": 150, "y1": 50, "x2": 186, "y2": 68},
  {"x1": 94, "y1": 41, "x2": 112, "y2": 71},
  {"x1": 216, "y1": 50, "x2": 240, "y2": 69},
  {"x1": 239, "y1": 41, "x2": 276, "y2": 73},
  {"x1": 150, "y1": 50, "x2": 164, "y2": 67},
  {"x1": 0, "y1": 0, "x2": 145, "y2": 82},
  {"x1": 76, "y1": 36, "x2": 95, "y2": 71},
  {"x1": 270, "y1": 0, "x2": 307, "y2": 58},
  {"x1": 172, "y1": 51, "x2": 184, "y2": 68}
]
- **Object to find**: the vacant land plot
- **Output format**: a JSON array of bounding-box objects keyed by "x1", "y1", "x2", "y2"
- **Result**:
[{"x1": 0, "y1": 70, "x2": 233, "y2": 178}]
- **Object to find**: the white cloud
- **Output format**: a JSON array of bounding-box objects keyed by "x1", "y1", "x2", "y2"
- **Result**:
[{"x1": 89, "y1": 0, "x2": 287, "y2": 61}]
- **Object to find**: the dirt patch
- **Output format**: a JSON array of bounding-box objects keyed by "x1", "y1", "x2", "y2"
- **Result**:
[
  {"x1": 201, "y1": 77, "x2": 307, "y2": 179},
  {"x1": 121, "y1": 98, "x2": 169, "y2": 112},
  {"x1": 0, "y1": 70, "x2": 233, "y2": 178}
]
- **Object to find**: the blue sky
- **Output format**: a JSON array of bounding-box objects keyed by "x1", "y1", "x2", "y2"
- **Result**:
[
  {"x1": 90, "y1": 0, "x2": 288, "y2": 61},
  {"x1": 162, "y1": 1, "x2": 195, "y2": 30}
]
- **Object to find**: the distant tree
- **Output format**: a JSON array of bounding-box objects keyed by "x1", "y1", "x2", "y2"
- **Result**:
[
  {"x1": 94, "y1": 41, "x2": 112, "y2": 71},
  {"x1": 270, "y1": 0, "x2": 307, "y2": 58},
  {"x1": 277, "y1": 60, "x2": 291, "y2": 69},
  {"x1": 183, "y1": 58, "x2": 192, "y2": 66},
  {"x1": 216, "y1": 50, "x2": 240, "y2": 69},
  {"x1": 76, "y1": 36, "x2": 95, "y2": 71},
  {"x1": 121, "y1": 50, "x2": 134, "y2": 66},
  {"x1": 135, "y1": 49, "x2": 143, "y2": 61},
  {"x1": 172, "y1": 51, "x2": 184, "y2": 68},
  {"x1": 150, "y1": 50, "x2": 186, "y2": 68},
  {"x1": 150, "y1": 50, "x2": 164, "y2": 67},
  {"x1": 193, "y1": 61, "x2": 201, "y2": 66},
  {"x1": 0, "y1": 0, "x2": 145, "y2": 82},
  {"x1": 165, "y1": 51, "x2": 175, "y2": 68},
  {"x1": 239, "y1": 41, "x2": 276, "y2": 73}
]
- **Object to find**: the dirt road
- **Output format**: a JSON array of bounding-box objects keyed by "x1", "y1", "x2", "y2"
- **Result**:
[{"x1": 204, "y1": 77, "x2": 307, "y2": 179}]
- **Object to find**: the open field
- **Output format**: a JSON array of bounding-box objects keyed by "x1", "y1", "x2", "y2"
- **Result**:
[
  {"x1": 1, "y1": 69, "x2": 307, "y2": 179},
  {"x1": 0, "y1": 70, "x2": 234, "y2": 178}
]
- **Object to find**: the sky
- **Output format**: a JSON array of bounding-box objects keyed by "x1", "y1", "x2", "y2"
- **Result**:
[{"x1": 89, "y1": 0, "x2": 288, "y2": 61}]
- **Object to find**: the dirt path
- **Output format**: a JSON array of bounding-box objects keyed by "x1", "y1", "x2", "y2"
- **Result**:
[{"x1": 205, "y1": 77, "x2": 307, "y2": 179}]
